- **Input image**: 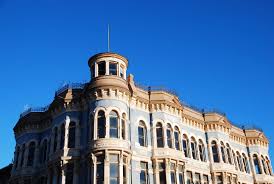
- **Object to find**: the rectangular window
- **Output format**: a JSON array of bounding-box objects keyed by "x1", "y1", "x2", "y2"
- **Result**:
[
  {"x1": 96, "y1": 155, "x2": 104, "y2": 184},
  {"x1": 120, "y1": 66, "x2": 124, "y2": 78},
  {"x1": 109, "y1": 117, "x2": 118, "y2": 138},
  {"x1": 194, "y1": 173, "x2": 201, "y2": 184},
  {"x1": 123, "y1": 156, "x2": 127, "y2": 184},
  {"x1": 98, "y1": 62, "x2": 106, "y2": 76},
  {"x1": 140, "y1": 162, "x2": 148, "y2": 184},
  {"x1": 109, "y1": 62, "x2": 118, "y2": 75},
  {"x1": 138, "y1": 126, "x2": 146, "y2": 146},
  {"x1": 170, "y1": 163, "x2": 176, "y2": 184},
  {"x1": 216, "y1": 174, "x2": 223, "y2": 184},
  {"x1": 186, "y1": 171, "x2": 193, "y2": 184},
  {"x1": 65, "y1": 163, "x2": 74, "y2": 184},
  {"x1": 178, "y1": 165, "x2": 184, "y2": 184},
  {"x1": 159, "y1": 162, "x2": 166, "y2": 184},
  {"x1": 109, "y1": 154, "x2": 119, "y2": 184},
  {"x1": 203, "y1": 175, "x2": 209, "y2": 184}
]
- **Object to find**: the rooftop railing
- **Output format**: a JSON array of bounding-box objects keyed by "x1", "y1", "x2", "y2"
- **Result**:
[
  {"x1": 55, "y1": 82, "x2": 85, "y2": 96},
  {"x1": 135, "y1": 83, "x2": 179, "y2": 96},
  {"x1": 20, "y1": 105, "x2": 49, "y2": 118}
]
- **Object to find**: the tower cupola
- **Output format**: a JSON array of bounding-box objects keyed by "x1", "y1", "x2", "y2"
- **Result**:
[{"x1": 88, "y1": 52, "x2": 128, "y2": 80}]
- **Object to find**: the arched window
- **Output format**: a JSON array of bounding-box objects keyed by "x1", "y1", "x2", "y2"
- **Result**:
[
  {"x1": 253, "y1": 154, "x2": 262, "y2": 174},
  {"x1": 98, "y1": 61, "x2": 106, "y2": 76},
  {"x1": 40, "y1": 140, "x2": 48, "y2": 164},
  {"x1": 226, "y1": 144, "x2": 232, "y2": 164},
  {"x1": 53, "y1": 127, "x2": 58, "y2": 152},
  {"x1": 261, "y1": 156, "x2": 269, "y2": 175},
  {"x1": 138, "y1": 121, "x2": 147, "y2": 147},
  {"x1": 97, "y1": 111, "x2": 106, "y2": 139},
  {"x1": 191, "y1": 137, "x2": 197, "y2": 160},
  {"x1": 20, "y1": 144, "x2": 25, "y2": 167},
  {"x1": 182, "y1": 134, "x2": 190, "y2": 158},
  {"x1": 121, "y1": 113, "x2": 126, "y2": 140},
  {"x1": 198, "y1": 140, "x2": 206, "y2": 162},
  {"x1": 156, "y1": 123, "x2": 164, "y2": 148},
  {"x1": 68, "y1": 122, "x2": 76, "y2": 148},
  {"x1": 242, "y1": 154, "x2": 250, "y2": 174},
  {"x1": 220, "y1": 142, "x2": 226, "y2": 163},
  {"x1": 14, "y1": 146, "x2": 20, "y2": 169},
  {"x1": 27, "y1": 142, "x2": 36, "y2": 166},
  {"x1": 211, "y1": 141, "x2": 219, "y2": 163},
  {"x1": 109, "y1": 111, "x2": 119, "y2": 138},
  {"x1": 166, "y1": 124, "x2": 173, "y2": 148},
  {"x1": 237, "y1": 152, "x2": 243, "y2": 172},
  {"x1": 266, "y1": 157, "x2": 272, "y2": 175},
  {"x1": 60, "y1": 124, "x2": 65, "y2": 149},
  {"x1": 174, "y1": 127, "x2": 180, "y2": 150},
  {"x1": 232, "y1": 150, "x2": 237, "y2": 170}
]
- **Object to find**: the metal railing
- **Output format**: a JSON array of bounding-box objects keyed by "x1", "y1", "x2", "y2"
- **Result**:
[
  {"x1": 55, "y1": 82, "x2": 85, "y2": 96},
  {"x1": 135, "y1": 83, "x2": 178, "y2": 96},
  {"x1": 20, "y1": 105, "x2": 49, "y2": 118}
]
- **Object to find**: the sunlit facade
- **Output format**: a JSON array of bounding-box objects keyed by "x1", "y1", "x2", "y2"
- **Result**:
[{"x1": 10, "y1": 52, "x2": 274, "y2": 184}]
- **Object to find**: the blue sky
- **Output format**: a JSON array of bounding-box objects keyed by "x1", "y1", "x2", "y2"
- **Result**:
[{"x1": 0, "y1": 0, "x2": 274, "y2": 168}]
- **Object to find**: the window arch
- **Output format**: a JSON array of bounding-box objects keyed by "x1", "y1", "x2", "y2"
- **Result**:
[
  {"x1": 190, "y1": 137, "x2": 197, "y2": 160},
  {"x1": 242, "y1": 154, "x2": 250, "y2": 174},
  {"x1": 121, "y1": 113, "x2": 126, "y2": 140},
  {"x1": 53, "y1": 127, "x2": 58, "y2": 152},
  {"x1": 226, "y1": 143, "x2": 232, "y2": 164},
  {"x1": 198, "y1": 140, "x2": 206, "y2": 162},
  {"x1": 232, "y1": 150, "x2": 237, "y2": 170},
  {"x1": 109, "y1": 111, "x2": 119, "y2": 138},
  {"x1": 236, "y1": 152, "x2": 243, "y2": 172},
  {"x1": 253, "y1": 154, "x2": 262, "y2": 174},
  {"x1": 14, "y1": 146, "x2": 20, "y2": 169},
  {"x1": 174, "y1": 127, "x2": 180, "y2": 150},
  {"x1": 166, "y1": 124, "x2": 173, "y2": 148},
  {"x1": 20, "y1": 144, "x2": 25, "y2": 167},
  {"x1": 27, "y1": 141, "x2": 36, "y2": 166},
  {"x1": 220, "y1": 142, "x2": 226, "y2": 163},
  {"x1": 138, "y1": 121, "x2": 147, "y2": 147},
  {"x1": 182, "y1": 134, "x2": 190, "y2": 158},
  {"x1": 40, "y1": 140, "x2": 48, "y2": 164},
  {"x1": 266, "y1": 157, "x2": 272, "y2": 175},
  {"x1": 60, "y1": 124, "x2": 65, "y2": 149},
  {"x1": 211, "y1": 141, "x2": 219, "y2": 163},
  {"x1": 68, "y1": 122, "x2": 76, "y2": 148},
  {"x1": 261, "y1": 156, "x2": 269, "y2": 175},
  {"x1": 156, "y1": 123, "x2": 164, "y2": 148},
  {"x1": 97, "y1": 110, "x2": 106, "y2": 139}
]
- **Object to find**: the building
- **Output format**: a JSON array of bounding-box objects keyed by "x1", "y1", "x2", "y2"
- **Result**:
[
  {"x1": 0, "y1": 164, "x2": 12, "y2": 184},
  {"x1": 10, "y1": 52, "x2": 274, "y2": 184}
]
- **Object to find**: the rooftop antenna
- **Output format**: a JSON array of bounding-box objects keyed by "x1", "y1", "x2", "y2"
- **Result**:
[{"x1": 108, "y1": 24, "x2": 110, "y2": 52}]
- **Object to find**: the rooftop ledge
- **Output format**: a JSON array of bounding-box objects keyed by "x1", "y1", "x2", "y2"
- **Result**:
[{"x1": 18, "y1": 82, "x2": 264, "y2": 133}]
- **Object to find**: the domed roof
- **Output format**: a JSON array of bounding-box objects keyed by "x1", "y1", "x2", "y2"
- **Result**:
[{"x1": 88, "y1": 52, "x2": 128, "y2": 67}]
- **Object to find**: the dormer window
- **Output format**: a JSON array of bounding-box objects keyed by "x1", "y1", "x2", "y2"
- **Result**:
[
  {"x1": 98, "y1": 61, "x2": 106, "y2": 76},
  {"x1": 109, "y1": 62, "x2": 117, "y2": 75}
]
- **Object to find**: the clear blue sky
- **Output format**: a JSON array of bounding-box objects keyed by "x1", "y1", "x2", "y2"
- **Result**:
[{"x1": 0, "y1": 0, "x2": 274, "y2": 168}]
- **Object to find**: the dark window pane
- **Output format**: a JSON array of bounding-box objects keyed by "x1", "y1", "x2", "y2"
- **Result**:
[
  {"x1": 109, "y1": 63, "x2": 117, "y2": 75},
  {"x1": 98, "y1": 62, "x2": 106, "y2": 76}
]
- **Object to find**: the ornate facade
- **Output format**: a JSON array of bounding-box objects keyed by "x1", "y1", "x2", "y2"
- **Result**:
[{"x1": 10, "y1": 52, "x2": 274, "y2": 184}]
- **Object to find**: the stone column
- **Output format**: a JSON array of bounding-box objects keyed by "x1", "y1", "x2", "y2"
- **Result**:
[
  {"x1": 222, "y1": 172, "x2": 227, "y2": 184},
  {"x1": 106, "y1": 61, "x2": 109, "y2": 75},
  {"x1": 95, "y1": 63, "x2": 98, "y2": 77},
  {"x1": 217, "y1": 144, "x2": 223, "y2": 163},
  {"x1": 163, "y1": 125, "x2": 168, "y2": 148},
  {"x1": 119, "y1": 155, "x2": 123, "y2": 184},
  {"x1": 106, "y1": 114, "x2": 110, "y2": 138},
  {"x1": 64, "y1": 116, "x2": 70, "y2": 149},
  {"x1": 258, "y1": 157, "x2": 265, "y2": 174},
  {"x1": 165, "y1": 159, "x2": 171, "y2": 184}
]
